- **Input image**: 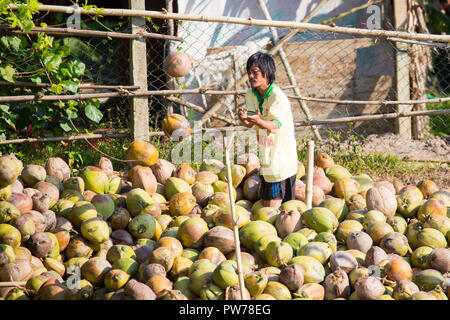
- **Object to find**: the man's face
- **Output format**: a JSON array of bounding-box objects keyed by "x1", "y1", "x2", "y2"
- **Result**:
[{"x1": 248, "y1": 64, "x2": 269, "y2": 89}]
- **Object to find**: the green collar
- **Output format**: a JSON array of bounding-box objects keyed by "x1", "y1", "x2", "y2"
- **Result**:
[{"x1": 252, "y1": 82, "x2": 274, "y2": 113}]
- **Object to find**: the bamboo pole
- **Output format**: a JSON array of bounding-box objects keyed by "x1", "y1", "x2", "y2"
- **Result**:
[
  {"x1": 2, "y1": 86, "x2": 449, "y2": 105},
  {"x1": 294, "y1": 109, "x2": 450, "y2": 126},
  {"x1": 0, "y1": 133, "x2": 130, "y2": 145},
  {"x1": 224, "y1": 133, "x2": 247, "y2": 300},
  {"x1": 0, "y1": 80, "x2": 140, "y2": 90},
  {"x1": 305, "y1": 140, "x2": 314, "y2": 209},
  {"x1": 164, "y1": 96, "x2": 239, "y2": 125},
  {"x1": 257, "y1": 0, "x2": 321, "y2": 141},
  {"x1": 0, "y1": 25, "x2": 183, "y2": 41},
  {"x1": 286, "y1": 95, "x2": 450, "y2": 105},
  {"x1": 0, "y1": 281, "x2": 26, "y2": 287},
  {"x1": 8, "y1": 4, "x2": 450, "y2": 43},
  {"x1": 387, "y1": 37, "x2": 450, "y2": 47}
]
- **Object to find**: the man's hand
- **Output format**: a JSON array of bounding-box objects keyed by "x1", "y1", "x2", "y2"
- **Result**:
[
  {"x1": 238, "y1": 107, "x2": 248, "y2": 121},
  {"x1": 238, "y1": 107, "x2": 254, "y2": 128},
  {"x1": 247, "y1": 108, "x2": 261, "y2": 125}
]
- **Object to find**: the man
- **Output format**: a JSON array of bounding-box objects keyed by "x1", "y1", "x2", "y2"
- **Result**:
[{"x1": 238, "y1": 52, "x2": 298, "y2": 209}]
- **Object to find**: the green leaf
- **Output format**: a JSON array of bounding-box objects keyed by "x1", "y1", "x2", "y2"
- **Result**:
[
  {"x1": 60, "y1": 121, "x2": 72, "y2": 132},
  {"x1": 30, "y1": 76, "x2": 42, "y2": 84},
  {"x1": 84, "y1": 104, "x2": 103, "y2": 123},
  {"x1": 61, "y1": 80, "x2": 79, "y2": 93},
  {"x1": 0, "y1": 65, "x2": 15, "y2": 82},
  {"x1": 0, "y1": 105, "x2": 9, "y2": 113},
  {"x1": 66, "y1": 107, "x2": 78, "y2": 120}
]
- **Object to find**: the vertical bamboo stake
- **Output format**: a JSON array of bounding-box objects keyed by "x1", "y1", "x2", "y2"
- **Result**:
[
  {"x1": 305, "y1": 140, "x2": 314, "y2": 209},
  {"x1": 224, "y1": 133, "x2": 246, "y2": 300}
]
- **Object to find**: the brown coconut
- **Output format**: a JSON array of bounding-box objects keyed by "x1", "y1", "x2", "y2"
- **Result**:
[
  {"x1": 355, "y1": 276, "x2": 385, "y2": 300},
  {"x1": 45, "y1": 158, "x2": 70, "y2": 182},
  {"x1": 28, "y1": 232, "x2": 52, "y2": 258},
  {"x1": 278, "y1": 264, "x2": 304, "y2": 291},
  {"x1": 373, "y1": 181, "x2": 396, "y2": 195},
  {"x1": 275, "y1": 210, "x2": 302, "y2": 238},
  {"x1": 151, "y1": 159, "x2": 176, "y2": 185},
  {"x1": 138, "y1": 263, "x2": 167, "y2": 283},
  {"x1": 98, "y1": 157, "x2": 114, "y2": 176},
  {"x1": 427, "y1": 248, "x2": 450, "y2": 273},
  {"x1": 111, "y1": 229, "x2": 134, "y2": 245},
  {"x1": 198, "y1": 247, "x2": 226, "y2": 266},
  {"x1": 366, "y1": 186, "x2": 397, "y2": 219},
  {"x1": 243, "y1": 175, "x2": 262, "y2": 202},
  {"x1": 7, "y1": 192, "x2": 33, "y2": 214},
  {"x1": 203, "y1": 226, "x2": 236, "y2": 255},
  {"x1": 364, "y1": 246, "x2": 388, "y2": 267},
  {"x1": 131, "y1": 166, "x2": 157, "y2": 195},
  {"x1": 124, "y1": 279, "x2": 156, "y2": 300},
  {"x1": 295, "y1": 184, "x2": 325, "y2": 207},
  {"x1": 313, "y1": 174, "x2": 333, "y2": 195},
  {"x1": 236, "y1": 153, "x2": 260, "y2": 178},
  {"x1": 225, "y1": 285, "x2": 251, "y2": 300},
  {"x1": 34, "y1": 181, "x2": 59, "y2": 205},
  {"x1": 31, "y1": 191, "x2": 51, "y2": 213},
  {"x1": 323, "y1": 269, "x2": 351, "y2": 300}
]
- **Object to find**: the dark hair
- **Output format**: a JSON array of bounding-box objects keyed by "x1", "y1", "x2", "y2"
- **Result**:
[{"x1": 246, "y1": 52, "x2": 276, "y2": 84}]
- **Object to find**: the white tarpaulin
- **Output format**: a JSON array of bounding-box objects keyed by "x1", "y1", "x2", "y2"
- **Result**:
[{"x1": 174, "y1": 0, "x2": 371, "y2": 118}]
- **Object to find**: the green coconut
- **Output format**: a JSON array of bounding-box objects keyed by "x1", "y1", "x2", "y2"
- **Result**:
[
  {"x1": 126, "y1": 188, "x2": 157, "y2": 217},
  {"x1": 303, "y1": 207, "x2": 339, "y2": 233},
  {"x1": 218, "y1": 165, "x2": 246, "y2": 188},
  {"x1": 289, "y1": 256, "x2": 325, "y2": 284},
  {"x1": 91, "y1": 194, "x2": 115, "y2": 220},
  {"x1": 128, "y1": 214, "x2": 156, "y2": 239},
  {"x1": 67, "y1": 201, "x2": 98, "y2": 229},
  {"x1": 63, "y1": 177, "x2": 85, "y2": 194},
  {"x1": 283, "y1": 232, "x2": 309, "y2": 252},
  {"x1": 0, "y1": 201, "x2": 21, "y2": 223},
  {"x1": 79, "y1": 166, "x2": 109, "y2": 194},
  {"x1": 238, "y1": 220, "x2": 278, "y2": 250},
  {"x1": 0, "y1": 223, "x2": 21, "y2": 248},
  {"x1": 212, "y1": 260, "x2": 239, "y2": 289},
  {"x1": 265, "y1": 241, "x2": 293, "y2": 268},
  {"x1": 298, "y1": 241, "x2": 332, "y2": 264},
  {"x1": 325, "y1": 165, "x2": 352, "y2": 183},
  {"x1": 320, "y1": 198, "x2": 348, "y2": 222},
  {"x1": 165, "y1": 177, "x2": 192, "y2": 200}
]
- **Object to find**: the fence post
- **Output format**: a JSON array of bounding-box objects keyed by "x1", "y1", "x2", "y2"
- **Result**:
[
  {"x1": 129, "y1": 0, "x2": 149, "y2": 142},
  {"x1": 394, "y1": 0, "x2": 412, "y2": 139}
]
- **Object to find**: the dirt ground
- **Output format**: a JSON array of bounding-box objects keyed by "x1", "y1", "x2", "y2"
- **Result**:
[
  {"x1": 360, "y1": 134, "x2": 449, "y2": 188},
  {"x1": 361, "y1": 133, "x2": 450, "y2": 163}
]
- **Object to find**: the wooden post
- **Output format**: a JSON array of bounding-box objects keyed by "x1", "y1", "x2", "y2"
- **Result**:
[
  {"x1": 305, "y1": 140, "x2": 314, "y2": 209},
  {"x1": 224, "y1": 134, "x2": 247, "y2": 300},
  {"x1": 394, "y1": 0, "x2": 412, "y2": 139},
  {"x1": 129, "y1": 0, "x2": 149, "y2": 142}
]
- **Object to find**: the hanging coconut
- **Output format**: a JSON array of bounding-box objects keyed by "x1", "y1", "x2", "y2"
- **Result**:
[{"x1": 163, "y1": 51, "x2": 192, "y2": 77}]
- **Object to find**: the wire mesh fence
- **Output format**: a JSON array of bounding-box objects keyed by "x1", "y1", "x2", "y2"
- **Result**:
[{"x1": 1, "y1": 3, "x2": 449, "y2": 148}]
